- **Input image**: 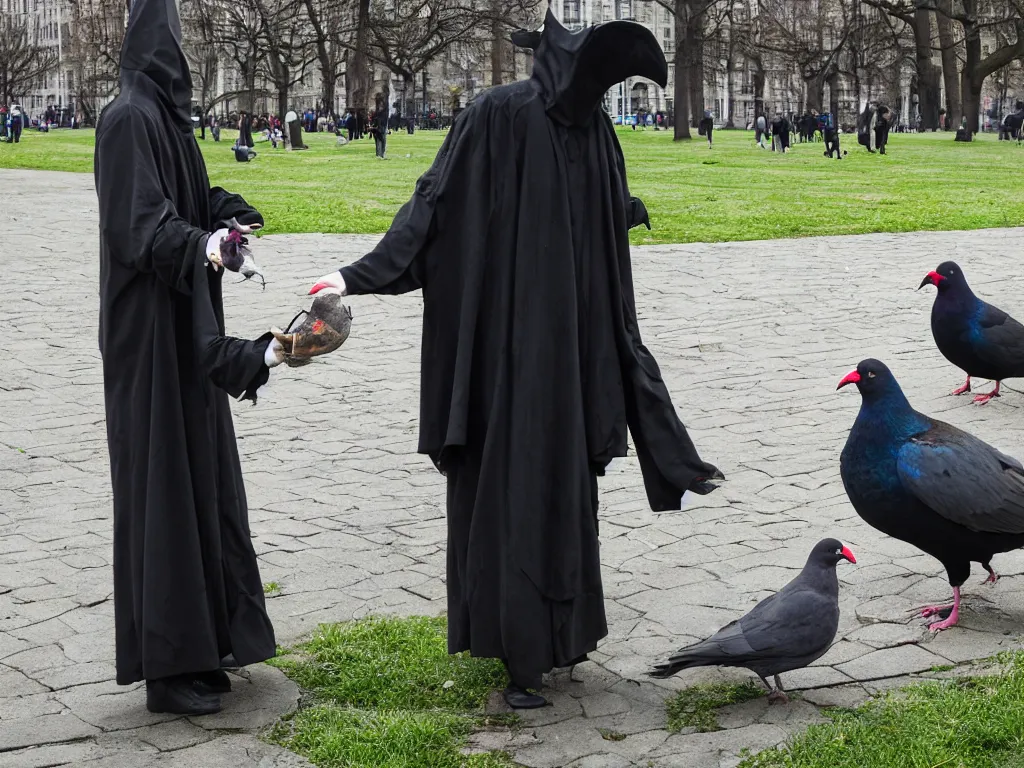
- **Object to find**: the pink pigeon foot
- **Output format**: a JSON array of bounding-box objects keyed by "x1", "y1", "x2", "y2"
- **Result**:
[
  {"x1": 926, "y1": 587, "x2": 961, "y2": 632},
  {"x1": 982, "y1": 565, "x2": 999, "y2": 585},
  {"x1": 973, "y1": 381, "x2": 1001, "y2": 405},
  {"x1": 950, "y1": 377, "x2": 972, "y2": 396},
  {"x1": 920, "y1": 604, "x2": 954, "y2": 618}
]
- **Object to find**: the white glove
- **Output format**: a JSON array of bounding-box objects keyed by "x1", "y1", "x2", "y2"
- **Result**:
[
  {"x1": 309, "y1": 271, "x2": 347, "y2": 296},
  {"x1": 205, "y1": 228, "x2": 230, "y2": 271},
  {"x1": 264, "y1": 337, "x2": 286, "y2": 367}
]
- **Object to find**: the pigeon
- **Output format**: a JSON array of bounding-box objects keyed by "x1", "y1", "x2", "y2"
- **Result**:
[
  {"x1": 650, "y1": 538, "x2": 855, "y2": 703},
  {"x1": 919, "y1": 261, "x2": 1024, "y2": 404},
  {"x1": 838, "y1": 359, "x2": 1024, "y2": 631}
]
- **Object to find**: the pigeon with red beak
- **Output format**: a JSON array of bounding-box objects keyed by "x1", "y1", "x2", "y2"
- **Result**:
[
  {"x1": 651, "y1": 538, "x2": 855, "y2": 704},
  {"x1": 919, "y1": 261, "x2": 1024, "y2": 404},
  {"x1": 839, "y1": 358, "x2": 1024, "y2": 631}
]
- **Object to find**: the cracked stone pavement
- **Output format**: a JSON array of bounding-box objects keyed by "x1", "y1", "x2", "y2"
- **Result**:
[{"x1": 2, "y1": 169, "x2": 1024, "y2": 767}]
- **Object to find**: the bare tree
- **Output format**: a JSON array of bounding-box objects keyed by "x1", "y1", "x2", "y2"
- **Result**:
[
  {"x1": 303, "y1": 0, "x2": 354, "y2": 114},
  {"x1": 935, "y1": 0, "x2": 961, "y2": 126},
  {"x1": 0, "y1": 14, "x2": 59, "y2": 104},
  {"x1": 252, "y1": 0, "x2": 317, "y2": 118},
  {"x1": 944, "y1": 0, "x2": 1024, "y2": 135},
  {"x1": 209, "y1": 0, "x2": 266, "y2": 113},
  {"x1": 63, "y1": 0, "x2": 127, "y2": 124},
  {"x1": 861, "y1": 0, "x2": 942, "y2": 128}
]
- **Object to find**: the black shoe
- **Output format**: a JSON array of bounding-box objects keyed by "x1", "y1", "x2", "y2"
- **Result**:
[
  {"x1": 146, "y1": 676, "x2": 222, "y2": 715},
  {"x1": 503, "y1": 685, "x2": 549, "y2": 709},
  {"x1": 220, "y1": 654, "x2": 240, "y2": 669},
  {"x1": 195, "y1": 669, "x2": 232, "y2": 694}
]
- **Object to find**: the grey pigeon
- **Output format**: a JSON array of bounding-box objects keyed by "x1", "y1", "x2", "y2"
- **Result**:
[{"x1": 649, "y1": 538, "x2": 855, "y2": 703}]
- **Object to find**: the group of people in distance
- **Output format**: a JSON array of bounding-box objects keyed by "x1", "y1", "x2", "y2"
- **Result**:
[{"x1": 748, "y1": 103, "x2": 893, "y2": 158}]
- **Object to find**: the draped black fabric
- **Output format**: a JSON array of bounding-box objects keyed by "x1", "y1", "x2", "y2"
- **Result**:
[
  {"x1": 96, "y1": 0, "x2": 275, "y2": 685},
  {"x1": 338, "y1": 14, "x2": 718, "y2": 685}
]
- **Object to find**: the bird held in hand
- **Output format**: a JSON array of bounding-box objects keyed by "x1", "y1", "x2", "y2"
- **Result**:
[
  {"x1": 650, "y1": 538, "x2": 855, "y2": 704},
  {"x1": 838, "y1": 359, "x2": 1024, "y2": 631},
  {"x1": 919, "y1": 261, "x2": 1024, "y2": 404}
]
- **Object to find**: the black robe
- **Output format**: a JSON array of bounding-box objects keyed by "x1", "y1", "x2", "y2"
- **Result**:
[
  {"x1": 336, "y1": 13, "x2": 718, "y2": 686},
  {"x1": 95, "y1": 0, "x2": 276, "y2": 685}
]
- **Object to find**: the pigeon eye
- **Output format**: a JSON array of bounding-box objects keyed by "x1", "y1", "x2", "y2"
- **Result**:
[{"x1": 867, "y1": 371, "x2": 876, "y2": 379}]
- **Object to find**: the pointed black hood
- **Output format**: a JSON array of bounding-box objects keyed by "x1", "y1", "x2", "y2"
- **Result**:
[
  {"x1": 511, "y1": 10, "x2": 668, "y2": 127},
  {"x1": 120, "y1": 0, "x2": 193, "y2": 126}
]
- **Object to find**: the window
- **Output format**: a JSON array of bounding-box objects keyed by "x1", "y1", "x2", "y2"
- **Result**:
[
  {"x1": 616, "y1": 0, "x2": 632, "y2": 20},
  {"x1": 562, "y1": 0, "x2": 580, "y2": 25}
]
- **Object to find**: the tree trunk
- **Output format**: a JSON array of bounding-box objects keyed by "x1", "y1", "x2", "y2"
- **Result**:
[
  {"x1": 805, "y1": 72, "x2": 824, "y2": 113},
  {"x1": 753, "y1": 62, "x2": 765, "y2": 120},
  {"x1": 961, "y1": 7, "x2": 982, "y2": 136},
  {"x1": 685, "y1": 13, "x2": 703, "y2": 127},
  {"x1": 912, "y1": 7, "x2": 940, "y2": 130},
  {"x1": 278, "y1": 78, "x2": 289, "y2": 120},
  {"x1": 490, "y1": 0, "x2": 503, "y2": 86},
  {"x1": 826, "y1": 70, "x2": 840, "y2": 122},
  {"x1": 672, "y1": 9, "x2": 690, "y2": 140},
  {"x1": 935, "y1": 0, "x2": 960, "y2": 128},
  {"x1": 347, "y1": 0, "x2": 370, "y2": 113},
  {"x1": 725, "y1": 58, "x2": 735, "y2": 127}
]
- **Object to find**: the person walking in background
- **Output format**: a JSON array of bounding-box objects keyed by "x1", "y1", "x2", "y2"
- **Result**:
[
  {"x1": 0, "y1": 105, "x2": 8, "y2": 141},
  {"x1": 699, "y1": 109, "x2": 714, "y2": 148},
  {"x1": 238, "y1": 110, "x2": 253, "y2": 148},
  {"x1": 371, "y1": 97, "x2": 388, "y2": 159},
  {"x1": 754, "y1": 113, "x2": 768, "y2": 149},
  {"x1": 10, "y1": 105, "x2": 25, "y2": 143}
]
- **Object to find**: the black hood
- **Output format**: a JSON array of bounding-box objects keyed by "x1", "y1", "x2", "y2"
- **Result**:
[
  {"x1": 511, "y1": 10, "x2": 668, "y2": 127},
  {"x1": 120, "y1": 0, "x2": 193, "y2": 126}
]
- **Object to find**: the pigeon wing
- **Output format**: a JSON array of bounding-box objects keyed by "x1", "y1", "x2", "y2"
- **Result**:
[
  {"x1": 974, "y1": 302, "x2": 1024, "y2": 372},
  {"x1": 668, "y1": 585, "x2": 837, "y2": 667},
  {"x1": 896, "y1": 423, "x2": 1024, "y2": 534}
]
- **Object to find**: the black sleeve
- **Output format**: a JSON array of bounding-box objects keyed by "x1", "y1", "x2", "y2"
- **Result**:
[
  {"x1": 191, "y1": 244, "x2": 272, "y2": 402},
  {"x1": 338, "y1": 103, "x2": 480, "y2": 296},
  {"x1": 209, "y1": 187, "x2": 265, "y2": 231}
]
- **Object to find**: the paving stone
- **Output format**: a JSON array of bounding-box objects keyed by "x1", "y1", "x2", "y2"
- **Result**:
[
  {"x1": 0, "y1": 711, "x2": 100, "y2": 751},
  {"x1": 3, "y1": 171, "x2": 1024, "y2": 767},
  {"x1": 836, "y1": 643, "x2": 949, "y2": 681}
]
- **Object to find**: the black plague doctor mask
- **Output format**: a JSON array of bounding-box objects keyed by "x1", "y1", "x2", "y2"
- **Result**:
[{"x1": 511, "y1": 10, "x2": 668, "y2": 128}]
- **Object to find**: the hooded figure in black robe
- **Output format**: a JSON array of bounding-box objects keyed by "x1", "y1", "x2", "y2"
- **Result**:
[
  {"x1": 309, "y1": 11, "x2": 722, "y2": 709},
  {"x1": 95, "y1": 0, "x2": 280, "y2": 716}
]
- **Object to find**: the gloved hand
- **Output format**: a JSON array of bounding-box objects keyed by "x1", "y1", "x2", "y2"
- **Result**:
[
  {"x1": 205, "y1": 228, "x2": 230, "y2": 271},
  {"x1": 687, "y1": 463, "x2": 725, "y2": 496},
  {"x1": 264, "y1": 336, "x2": 286, "y2": 368},
  {"x1": 309, "y1": 270, "x2": 347, "y2": 296}
]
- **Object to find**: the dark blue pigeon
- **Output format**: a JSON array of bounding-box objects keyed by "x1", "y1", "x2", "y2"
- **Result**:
[
  {"x1": 920, "y1": 261, "x2": 1024, "y2": 404},
  {"x1": 838, "y1": 359, "x2": 1024, "y2": 630}
]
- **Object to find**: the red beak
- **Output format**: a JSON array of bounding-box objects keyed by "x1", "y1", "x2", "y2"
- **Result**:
[
  {"x1": 840, "y1": 546, "x2": 857, "y2": 564},
  {"x1": 837, "y1": 370, "x2": 861, "y2": 390},
  {"x1": 309, "y1": 282, "x2": 330, "y2": 295},
  {"x1": 918, "y1": 271, "x2": 945, "y2": 290}
]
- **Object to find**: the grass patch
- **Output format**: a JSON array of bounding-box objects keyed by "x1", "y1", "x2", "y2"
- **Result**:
[
  {"x1": 267, "y1": 615, "x2": 514, "y2": 768},
  {"x1": 2, "y1": 127, "x2": 1022, "y2": 244},
  {"x1": 263, "y1": 581, "x2": 282, "y2": 596},
  {"x1": 739, "y1": 652, "x2": 1024, "y2": 768},
  {"x1": 666, "y1": 680, "x2": 765, "y2": 733}
]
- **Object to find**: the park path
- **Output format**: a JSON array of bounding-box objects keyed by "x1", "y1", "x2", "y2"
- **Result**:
[{"x1": 2, "y1": 168, "x2": 1024, "y2": 768}]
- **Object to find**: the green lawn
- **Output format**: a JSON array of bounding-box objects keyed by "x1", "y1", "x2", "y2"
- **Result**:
[
  {"x1": 2, "y1": 126, "x2": 1020, "y2": 243},
  {"x1": 267, "y1": 616, "x2": 514, "y2": 768},
  {"x1": 740, "y1": 653, "x2": 1024, "y2": 768}
]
